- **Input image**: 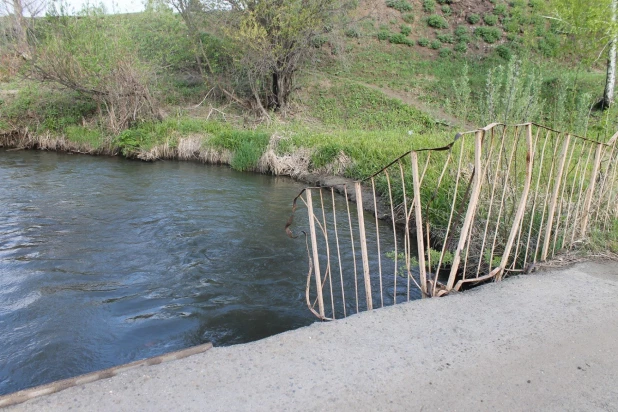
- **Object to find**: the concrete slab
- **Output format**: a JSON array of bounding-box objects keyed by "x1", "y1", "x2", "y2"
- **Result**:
[{"x1": 5, "y1": 262, "x2": 618, "y2": 411}]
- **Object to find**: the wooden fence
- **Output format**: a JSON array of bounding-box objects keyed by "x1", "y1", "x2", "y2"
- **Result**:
[{"x1": 287, "y1": 123, "x2": 618, "y2": 320}]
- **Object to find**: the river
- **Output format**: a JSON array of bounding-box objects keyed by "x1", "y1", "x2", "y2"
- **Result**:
[{"x1": 0, "y1": 149, "x2": 410, "y2": 396}]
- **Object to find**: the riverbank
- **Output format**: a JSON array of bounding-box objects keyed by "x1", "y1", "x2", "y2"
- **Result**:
[{"x1": 3, "y1": 261, "x2": 617, "y2": 411}]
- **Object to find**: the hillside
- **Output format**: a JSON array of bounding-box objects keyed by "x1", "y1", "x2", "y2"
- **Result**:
[{"x1": 0, "y1": 0, "x2": 616, "y2": 178}]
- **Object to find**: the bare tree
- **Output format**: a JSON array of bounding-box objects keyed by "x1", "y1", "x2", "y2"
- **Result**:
[{"x1": 0, "y1": 0, "x2": 47, "y2": 57}]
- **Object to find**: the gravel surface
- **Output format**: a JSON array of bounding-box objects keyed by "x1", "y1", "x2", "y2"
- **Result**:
[{"x1": 6, "y1": 262, "x2": 618, "y2": 411}]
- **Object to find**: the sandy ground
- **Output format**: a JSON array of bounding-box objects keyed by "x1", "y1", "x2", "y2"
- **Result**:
[{"x1": 5, "y1": 262, "x2": 618, "y2": 411}]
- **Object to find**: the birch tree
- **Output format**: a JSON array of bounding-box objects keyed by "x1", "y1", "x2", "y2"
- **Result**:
[{"x1": 549, "y1": 0, "x2": 618, "y2": 109}]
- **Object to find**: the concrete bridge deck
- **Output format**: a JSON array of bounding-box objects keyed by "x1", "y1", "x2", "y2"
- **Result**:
[{"x1": 4, "y1": 262, "x2": 618, "y2": 411}]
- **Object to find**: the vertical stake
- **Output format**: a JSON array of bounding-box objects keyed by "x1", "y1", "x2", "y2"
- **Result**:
[
  {"x1": 542, "y1": 134, "x2": 570, "y2": 261},
  {"x1": 306, "y1": 189, "x2": 325, "y2": 319},
  {"x1": 411, "y1": 152, "x2": 428, "y2": 297},
  {"x1": 355, "y1": 182, "x2": 373, "y2": 311},
  {"x1": 580, "y1": 143, "x2": 603, "y2": 237}
]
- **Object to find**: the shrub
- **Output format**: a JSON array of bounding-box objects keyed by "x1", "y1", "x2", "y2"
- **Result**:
[
  {"x1": 475, "y1": 26, "x2": 502, "y2": 43},
  {"x1": 427, "y1": 14, "x2": 448, "y2": 29},
  {"x1": 402, "y1": 13, "x2": 414, "y2": 23},
  {"x1": 454, "y1": 42, "x2": 467, "y2": 53},
  {"x1": 495, "y1": 44, "x2": 512, "y2": 60},
  {"x1": 400, "y1": 24, "x2": 412, "y2": 36},
  {"x1": 386, "y1": 0, "x2": 413, "y2": 12},
  {"x1": 467, "y1": 13, "x2": 480, "y2": 24},
  {"x1": 437, "y1": 33, "x2": 455, "y2": 43},
  {"x1": 345, "y1": 28, "x2": 360, "y2": 38},
  {"x1": 377, "y1": 31, "x2": 390, "y2": 40},
  {"x1": 311, "y1": 35, "x2": 328, "y2": 48},
  {"x1": 494, "y1": 3, "x2": 508, "y2": 16},
  {"x1": 454, "y1": 25, "x2": 471, "y2": 43},
  {"x1": 417, "y1": 37, "x2": 430, "y2": 47},
  {"x1": 389, "y1": 33, "x2": 414, "y2": 46},
  {"x1": 430, "y1": 39, "x2": 441, "y2": 49},
  {"x1": 423, "y1": 0, "x2": 436, "y2": 13},
  {"x1": 436, "y1": 0, "x2": 452, "y2": 3},
  {"x1": 538, "y1": 34, "x2": 560, "y2": 57},
  {"x1": 441, "y1": 5, "x2": 452, "y2": 15},
  {"x1": 438, "y1": 47, "x2": 452, "y2": 58},
  {"x1": 483, "y1": 13, "x2": 499, "y2": 26}
]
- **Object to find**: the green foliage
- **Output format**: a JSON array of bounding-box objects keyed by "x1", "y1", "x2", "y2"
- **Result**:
[
  {"x1": 64, "y1": 126, "x2": 106, "y2": 149},
  {"x1": 537, "y1": 33, "x2": 560, "y2": 57},
  {"x1": 345, "y1": 27, "x2": 361, "y2": 38},
  {"x1": 417, "y1": 37, "x2": 430, "y2": 47},
  {"x1": 436, "y1": 0, "x2": 452, "y2": 4},
  {"x1": 2, "y1": 85, "x2": 97, "y2": 132},
  {"x1": 428, "y1": 248, "x2": 453, "y2": 269},
  {"x1": 437, "y1": 33, "x2": 455, "y2": 44},
  {"x1": 389, "y1": 33, "x2": 414, "y2": 45},
  {"x1": 422, "y1": 0, "x2": 436, "y2": 13},
  {"x1": 400, "y1": 25, "x2": 412, "y2": 36},
  {"x1": 377, "y1": 30, "x2": 390, "y2": 41},
  {"x1": 495, "y1": 44, "x2": 512, "y2": 60},
  {"x1": 402, "y1": 13, "x2": 415, "y2": 23},
  {"x1": 427, "y1": 15, "x2": 449, "y2": 29},
  {"x1": 494, "y1": 3, "x2": 508, "y2": 16},
  {"x1": 385, "y1": 0, "x2": 413, "y2": 12},
  {"x1": 475, "y1": 26, "x2": 502, "y2": 43},
  {"x1": 430, "y1": 39, "x2": 442, "y2": 49},
  {"x1": 310, "y1": 82, "x2": 435, "y2": 131},
  {"x1": 438, "y1": 47, "x2": 452, "y2": 58},
  {"x1": 483, "y1": 13, "x2": 499, "y2": 26},
  {"x1": 467, "y1": 13, "x2": 481, "y2": 24},
  {"x1": 441, "y1": 5, "x2": 452, "y2": 16},
  {"x1": 454, "y1": 42, "x2": 468, "y2": 53}
]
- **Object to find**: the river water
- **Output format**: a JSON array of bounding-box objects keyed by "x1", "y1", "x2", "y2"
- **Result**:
[{"x1": 0, "y1": 150, "x2": 412, "y2": 396}]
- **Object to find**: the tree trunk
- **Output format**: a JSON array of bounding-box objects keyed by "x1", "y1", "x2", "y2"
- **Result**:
[
  {"x1": 12, "y1": 0, "x2": 29, "y2": 57},
  {"x1": 601, "y1": 0, "x2": 617, "y2": 110}
]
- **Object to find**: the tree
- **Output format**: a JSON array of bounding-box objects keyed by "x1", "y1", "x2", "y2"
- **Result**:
[
  {"x1": 0, "y1": 0, "x2": 47, "y2": 57},
  {"x1": 549, "y1": 0, "x2": 618, "y2": 110},
  {"x1": 169, "y1": 0, "x2": 353, "y2": 115}
]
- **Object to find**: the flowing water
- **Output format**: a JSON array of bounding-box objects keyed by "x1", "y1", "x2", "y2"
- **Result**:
[{"x1": 0, "y1": 150, "x2": 410, "y2": 396}]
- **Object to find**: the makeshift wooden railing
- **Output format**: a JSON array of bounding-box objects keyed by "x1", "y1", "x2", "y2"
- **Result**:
[{"x1": 287, "y1": 123, "x2": 618, "y2": 320}]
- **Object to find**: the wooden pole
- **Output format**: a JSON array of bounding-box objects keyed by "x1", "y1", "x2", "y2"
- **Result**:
[
  {"x1": 411, "y1": 152, "x2": 428, "y2": 297},
  {"x1": 541, "y1": 134, "x2": 570, "y2": 261},
  {"x1": 355, "y1": 182, "x2": 373, "y2": 311},
  {"x1": 305, "y1": 189, "x2": 325, "y2": 319},
  {"x1": 580, "y1": 143, "x2": 603, "y2": 237},
  {"x1": 447, "y1": 130, "x2": 483, "y2": 291}
]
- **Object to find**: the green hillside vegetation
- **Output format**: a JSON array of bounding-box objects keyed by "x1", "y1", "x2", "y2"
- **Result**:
[{"x1": 0, "y1": 0, "x2": 616, "y2": 180}]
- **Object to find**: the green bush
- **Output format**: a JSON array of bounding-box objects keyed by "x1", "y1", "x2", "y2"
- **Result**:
[
  {"x1": 423, "y1": 0, "x2": 436, "y2": 13},
  {"x1": 495, "y1": 44, "x2": 512, "y2": 60},
  {"x1": 436, "y1": 0, "x2": 452, "y2": 3},
  {"x1": 475, "y1": 26, "x2": 502, "y2": 43},
  {"x1": 402, "y1": 13, "x2": 415, "y2": 23},
  {"x1": 494, "y1": 3, "x2": 508, "y2": 16},
  {"x1": 430, "y1": 39, "x2": 441, "y2": 49},
  {"x1": 437, "y1": 33, "x2": 455, "y2": 43},
  {"x1": 311, "y1": 34, "x2": 329, "y2": 48},
  {"x1": 467, "y1": 13, "x2": 480, "y2": 24},
  {"x1": 483, "y1": 13, "x2": 499, "y2": 26},
  {"x1": 454, "y1": 42, "x2": 468, "y2": 53},
  {"x1": 417, "y1": 37, "x2": 430, "y2": 47},
  {"x1": 538, "y1": 34, "x2": 560, "y2": 57},
  {"x1": 400, "y1": 24, "x2": 412, "y2": 36},
  {"x1": 377, "y1": 31, "x2": 390, "y2": 40},
  {"x1": 441, "y1": 5, "x2": 452, "y2": 15},
  {"x1": 386, "y1": 0, "x2": 413, "y2": 12},
  {"x1": 438, "y1": 47, "x2": 452, "y2": 58},
  {"x1": 454, "y1": 25, "x2": 471, "y2": 43},
  {"x1": 389, "y1": 33, "x2": 414, "y2": 45},
  {"x1": 345, "y1": 27, "x2": 360, "y2": 38},
  {"x1": 427, "y1": 14, "x2": 448, "y2": 29}
]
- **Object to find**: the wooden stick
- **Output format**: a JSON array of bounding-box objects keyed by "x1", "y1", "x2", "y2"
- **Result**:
[
  {"x1": 355, "y1": 182, "x2": 373, "y2": 311},
  {"x1": 447, "y1": 130, "x2": 483, "y2": 291},
  {"x1": 580, "y1": 143, "x2": 603, "y2": 237},
  {"x1": 371, "y1": 178, "x2": 384, "y2": 308},
  {"x1": 331, "y1": 188, "x2": 346, "y2": 318},
  {"x1": 542, "y1": 134, "x2": 570, "y2": 261},
  {"x1": 305, "y1": 189, "x2": 325, "y2": 318},
  {"x1": 411, "y1": 152, "x2": 428, "y2": 297}
]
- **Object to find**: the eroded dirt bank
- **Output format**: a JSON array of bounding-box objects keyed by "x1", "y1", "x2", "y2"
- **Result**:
[{"x1": 4, "y1": 262, "x2": 618, "y2": 411}]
